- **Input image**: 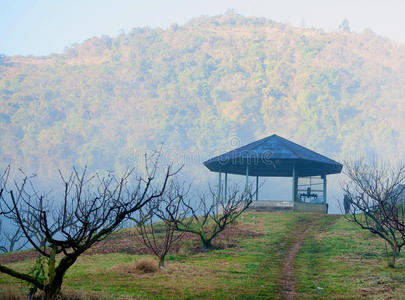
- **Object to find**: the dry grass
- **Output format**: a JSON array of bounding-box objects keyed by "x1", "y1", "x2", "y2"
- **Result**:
[
  {"x1": 134, "y1": 258, "x2": 159, "y2": 273},
  {"x1": 110, "y1": 258, "x2": 247, "y2": 297},
  {"x1": 9, "y1": 213, "x2": 398, "y2": 299},
  {"x1": 295, "y1": 215, "x2": 405, "y2": 299},
  {"x1": 0, "y1": 286, "x2": 25, "y2": 300},
  {"x1": 114, "y1": 258, "x2": 159, "y2": 275},
  {"x1": 0, "y1": 286, "x2": 106, "y2": 300}
]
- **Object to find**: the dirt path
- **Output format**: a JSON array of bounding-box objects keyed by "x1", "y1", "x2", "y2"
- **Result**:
[{"x1": 280, "y1": 219, "x2": 314, "y2": 300}]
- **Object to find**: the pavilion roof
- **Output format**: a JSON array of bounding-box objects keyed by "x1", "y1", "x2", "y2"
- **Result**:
[{"x1": 203, "y1": 134, "x2": 342, "y2": 177}]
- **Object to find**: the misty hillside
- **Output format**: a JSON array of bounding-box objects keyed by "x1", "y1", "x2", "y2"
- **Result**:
[{"x1": 1, "y1": 12, "x2": 405, "y2": 183}]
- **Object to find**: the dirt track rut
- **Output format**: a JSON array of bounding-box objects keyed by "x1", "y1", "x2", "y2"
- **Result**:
[{"x1": 280, "y1": 216, "x2": 321, "y2": 300}]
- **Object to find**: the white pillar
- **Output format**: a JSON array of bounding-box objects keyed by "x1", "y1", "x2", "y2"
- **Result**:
[
  {"x1": 323, "y1": 174, "x2": 327, "y2": 204},
  {"x1": 323, "y1": 174, "x2": 327, "y2": 214},
  {"x1": 224, "y1": 173, "x2": 228, "y2": 201},
  {"x1": 218, "y1": 172, "x2": 222, "y2": 213},
  {"x1": 292, "y1": 164, "x2": 297, "y2": 205},
  {"x1": 245, "y1": 165, "x2": 249, "y2": 191}
]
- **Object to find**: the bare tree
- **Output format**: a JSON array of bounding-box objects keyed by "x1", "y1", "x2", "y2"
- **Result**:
[
  {"x1": 0, "y1": 225, "x2": 28, "y2": 253},
  {"x1": 0, "y1": 167, "x2": 26, "y2": 254},
  {"x1": 343, "y1": 160, "x2": 405, "y2": 267},
  {"x1": 0, "y1": 157, "x2": 179, "y2": 300},
  {"x1": 169, "y1": 184, "x2": 253, "y2": 250},
  {"x1": 0, "y1": 166, "x2": 10, "y2": 213},
  {"x1": 134, "y1": 181, "x2": 188, "y2": 269}
]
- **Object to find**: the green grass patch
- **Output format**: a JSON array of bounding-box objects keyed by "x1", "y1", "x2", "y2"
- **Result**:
[
  {"x1": 0, "y1": 212, "x2": 301, "y2": 299},
  {"x1": 1, "y1": 212, "x2": 404, "y2": 299},
  {"x1": 295, "y1": 215, "x2": 405, "y2": 299}
]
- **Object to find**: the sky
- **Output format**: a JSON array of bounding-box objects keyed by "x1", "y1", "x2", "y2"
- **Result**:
[{"x1": 1, "y1": 0, "x2": 405, "y2": 56}]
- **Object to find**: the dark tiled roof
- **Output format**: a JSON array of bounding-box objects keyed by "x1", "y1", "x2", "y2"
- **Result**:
[{"x1": 203, "y1": 134, "x2": 342, "y2": 177}]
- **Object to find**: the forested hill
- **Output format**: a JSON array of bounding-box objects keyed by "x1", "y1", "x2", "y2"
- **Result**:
[{"x1": 1, "y1": 12, "x2": 405, "y2": 182}]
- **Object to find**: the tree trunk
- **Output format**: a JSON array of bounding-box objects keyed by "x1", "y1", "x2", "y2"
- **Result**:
[
  {"x1": 159, "y1": 256, "x2": 165, "y2": 269},
  {"x1": 44, "y1": 281, "x2": 62, "y2": 300},
  {"x1": 391, "y1": 241, "x2": 398, "y2": 267},
  {"x1": 43, "y1": 255, "x2": 78, "y2": 299},
  {"x1": 48, "y1": 247, "x2": 56, "y2": 283},
  {"x1": 202, "y1": 239, "x2": 212, "y2": 251}
]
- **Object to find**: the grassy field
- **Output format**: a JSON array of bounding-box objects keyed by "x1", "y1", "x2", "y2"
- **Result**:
[
  {"x1": 0, "y1": 212, "x2": 404, "y2": 299},
  {"x1": 295, "y1": 215, "x2": 405, "y2": 299}
]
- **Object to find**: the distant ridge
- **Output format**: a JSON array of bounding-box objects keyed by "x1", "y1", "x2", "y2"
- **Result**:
[{"x1": 0, "y1": 13, "x2": 404, "y2": 182}]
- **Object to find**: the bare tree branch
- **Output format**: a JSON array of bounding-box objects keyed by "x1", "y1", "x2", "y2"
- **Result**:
[
  {"x1": 168, "y1": 183, "x2": 253, "y2": 250},
  {"x1": 343, "y1": 159, "x2": 405, "y2": 267},
  {"x1": 0, "y1": 153, "x2": 180, "y2": 299},
  {"x1": 133, "y1": 181, "x2": 188, "y2": 269}
]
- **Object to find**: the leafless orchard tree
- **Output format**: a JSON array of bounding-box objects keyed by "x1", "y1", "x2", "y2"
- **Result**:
[
  {"x1": 0, "y1": 168, "x2": 38, "y2": 254},
  {"x1": 0, "y1": 167, "x2": 26, "y2": 254},
  {"x1": 169, "y1": 184, "x2": 253, "y2": 250},
  {"x1": 133, "y1": 181, "x2": 188, "y2": 269},
  {"x1": 343, "y1": 160, "x2": 405, "y2": 267},
  {"x1": 0, "y1": 167, "x2": 8, "y2": 250},
  {"x1": 0, "y1": 226, "x2": 28, "y2": 254},
  {"x1": 0, "y1": 167, "x2": 5, "y2": 198},
  {"x1": 0, "y1": 156, "x2": 179, "y2": 300}
]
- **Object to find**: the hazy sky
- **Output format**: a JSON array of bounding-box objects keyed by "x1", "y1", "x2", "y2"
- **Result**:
[{"x1": 1, "y1": 0, "x2": 405, "y2": 56}]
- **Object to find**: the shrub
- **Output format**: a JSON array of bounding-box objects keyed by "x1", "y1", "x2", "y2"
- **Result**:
[{"x1": 134, "y1": 258, "x2": 159, "y2": 273}]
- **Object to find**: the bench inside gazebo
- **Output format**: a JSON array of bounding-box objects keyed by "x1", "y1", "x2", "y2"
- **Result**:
[{"x1": 203, "y1": 134, "x2": 342, "y2": 213}]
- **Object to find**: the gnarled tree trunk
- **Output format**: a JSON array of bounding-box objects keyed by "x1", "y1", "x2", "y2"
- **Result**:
[
  {"x1": 202, "y1": 238, "x2": 213, "y2": 251},
  {"x1": 159, "y1": 256, "x2": 165, "y2": 269},
  {"x1": 44, "y1": 255, "x2": 78, "y2": 299},
  {"x1": 391, "y1": 241, "x2": 398, "y2": 267}
]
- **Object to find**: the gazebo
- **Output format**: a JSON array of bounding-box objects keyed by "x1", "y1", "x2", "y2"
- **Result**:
[{"x1": 203, "y1": 134, "x2": 342, "y2": 213}]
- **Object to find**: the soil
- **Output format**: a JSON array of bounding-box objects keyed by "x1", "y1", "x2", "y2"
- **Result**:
[
  {"x1": 280, "y1": 223, "x2": 312, "y2": 300},
  {"x1": 0, "y1": 225, "x2": 262, "y2": 265}
]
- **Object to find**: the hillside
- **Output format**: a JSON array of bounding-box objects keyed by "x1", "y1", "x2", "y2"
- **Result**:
[
  {"x1": 0, "y1": 212, "x2": 404, "y2": 299},
  {"x1": 1, "y1": 12, "x2": 405, "y2": 186}
]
